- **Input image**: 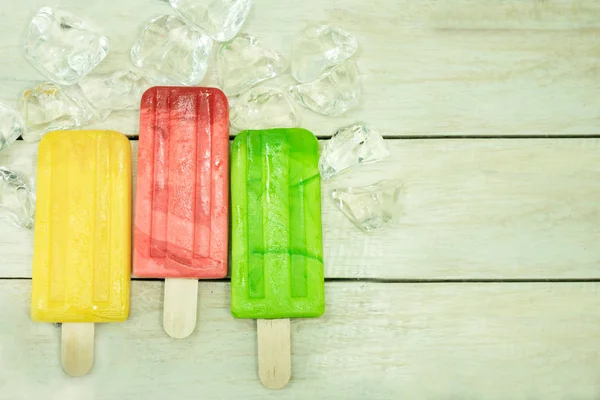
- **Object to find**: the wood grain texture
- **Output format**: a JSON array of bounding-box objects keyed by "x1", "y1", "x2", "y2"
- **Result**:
[
  {"x1": 2, "y1": 280, "x2": 600, "y2": 399},
  {"x1": 0, "y1": 0, "x2": 598, "y2": 137},
  {"x1": 1, "y1": 139, "x2": 599, "y2": 279}
]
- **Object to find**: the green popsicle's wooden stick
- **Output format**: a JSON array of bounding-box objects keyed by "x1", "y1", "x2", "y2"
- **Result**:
[{"x1": 257, "y1": 318, "x2": 291, "y2": 389}]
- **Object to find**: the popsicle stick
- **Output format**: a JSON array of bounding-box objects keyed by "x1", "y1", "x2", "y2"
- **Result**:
[
  {"x1": 163, "y1": 278, "x2": 198, "y2": 339},
  {"x1": 61, "y1": 322, "x2": 95, "y2": 377},
  {"x1": 257, "y1": 318, "x2": 291, "y2": 389}
]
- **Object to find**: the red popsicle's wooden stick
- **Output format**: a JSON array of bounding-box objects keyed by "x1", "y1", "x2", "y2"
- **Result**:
[{"x1": 163, "y1": 278, "x2": 198, "y2": 339}]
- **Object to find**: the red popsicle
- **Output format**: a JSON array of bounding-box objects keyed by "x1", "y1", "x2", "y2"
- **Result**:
[
  {"x1": 133, "y1": 86, "x2": 229, "y2": 338},
  {"x1": 134, "y1": 86, "x2": 229, "y2": 278}
]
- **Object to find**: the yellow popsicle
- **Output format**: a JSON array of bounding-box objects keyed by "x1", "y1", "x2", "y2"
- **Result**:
[{"x1": 31, "y1": 130, "x2": 132, "y2": 323}]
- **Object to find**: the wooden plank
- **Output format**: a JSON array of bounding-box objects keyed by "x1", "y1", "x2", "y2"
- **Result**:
[
  {"x1": 2, "y1": 280, "x2": 600, "y2": 399},
  {"x1": 1, "y1": 139, "x2": 599, "y2": 279},
  {"x1": 0, "y1": 0, "x2": 599, "y2": 137}
]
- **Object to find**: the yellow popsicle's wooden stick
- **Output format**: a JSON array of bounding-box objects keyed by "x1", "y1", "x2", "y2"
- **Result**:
[{"x1": 61, "y1": 322, "x2": 94, "y2": 377}]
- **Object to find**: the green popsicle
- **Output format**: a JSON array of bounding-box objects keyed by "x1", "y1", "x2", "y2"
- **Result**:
[{"x1": 231, "y1": 128, "x2": 325, "y2": 319}]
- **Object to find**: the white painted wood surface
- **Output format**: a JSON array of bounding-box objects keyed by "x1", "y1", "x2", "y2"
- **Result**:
[
  {"x1": 2, "y1": 281, "x2": 600, "y2": 400},
  {"x1": 1, "y1": 139, "x2": 599, "y2": 279},
  {"x1": 0, "y1": 0, "x2": 599, "y2": 398}
]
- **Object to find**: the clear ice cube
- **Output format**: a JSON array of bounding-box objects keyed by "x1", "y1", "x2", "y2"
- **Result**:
[
  {"x1": 130, "y1": 15, "x2": 213, "y2": 86},
  {"x1": 291, "y1": 25, "x2": 358, "y2": 83},
  {"x1": 169, "y1": 0, "x2": 252, "y2": 42},
  {"x1": 290, "y1": 60, "x2": 361, "y2": 116},
  {"x1": 24, "y1": 7, "x2": 109, "y2": 85},
  {"x1": 0, "y1": 167, "x2": 35, "y2": 229},
  {"x1": 0, "y1": 104, "x2": 25, "y2": 152},
  {"x1": 319, "y1": 122, "x2": 389, "y2": 180},
  {"x1": 230, "y1": 86, "x2": 298, "y2": 131},
  {"x1": 77, "y1": 70, "x2": 151, "y2": 120},
  {"x1": 217, "y1": 34, "x2": 288, "y2": 96},
  {"x1": 19, "y1": 82, "x2": 94, "y2": 142},
  {"x1": 331, "y1": 180, "x2": 402, "y2": 233}
]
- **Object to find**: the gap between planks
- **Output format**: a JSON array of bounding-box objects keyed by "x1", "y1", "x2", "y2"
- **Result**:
[{"x1": 61, "y1": 134, "x2": 600, "y2": 141}]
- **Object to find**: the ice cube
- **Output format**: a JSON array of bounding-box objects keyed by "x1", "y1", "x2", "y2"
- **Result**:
[
  {"x1": 290, "y1": 60, "x2": 361, "y2": 116},
  {"x1": 0, "y1": 167, "x2": 35, "y2": 229},
  {"x1": 19, "y1": 82, "x2": 94, "y2": 142},
  {"x1": 130, "y1": 15, "x2": 213, "y2": 86},
  {"x1": 230, "y1": 86, "x2": 298, "y2": 131},
  {"x1": 217, "y1": 34, "x2": 288, "y2": 96},
  {"x1": 331, "y1": 180, "x2": 402, "y2": 233},
  {"x1": 77, "y1": 70, "x2": 151, "y2": 120},
  {"x1": 24, "y1": 7, "x2": 109, "y2": 85},
  {"x1": 319, "y1": 122, "x2": 389, "y2": 180},
  {"x1": 0, "y1": 104, "x2": 25, "y2": 152},
  {"x1": 169, "y1": 0, "x2": 252, "y2": 42},
  {"x1": 291, "y1": 25, "x2": 357, "y2": 83}
]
